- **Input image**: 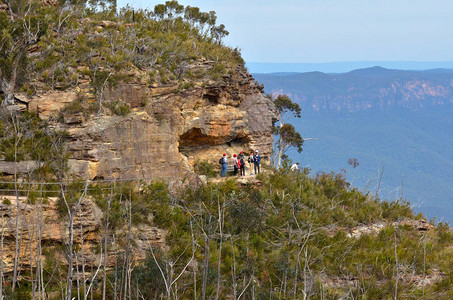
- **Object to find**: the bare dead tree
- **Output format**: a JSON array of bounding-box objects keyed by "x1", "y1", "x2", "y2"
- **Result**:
[
  {"x1": 79, "y1": 202, "x2": 87, "y2": 299},
  {"x1": 201, "y1": 204, "x2": 215, "y2": 300},
  {"x1": 231, "y1": 235, "x2": 237, "y2": 299},
  {"x1": 179, "y1": 194, "x2": 219, "y2": 300},
  {"x1": 113, "y1": 234, "x2": 118, "y2": 300},
  {"x1": 60, "y1": 180, "x2": 89, "y2": 300},
  {"x1": 189, "y1": 219, "x2": 197, "y2": 300},
  {"x1": 149, "y1": 243, "x2": 194, "y2": 300},
  {"x1": 122, "y1": 196, "x2": 132, "y2": 300},
  {"x1": 37, "y1": 183, "x2": 45, "y2": 300},
  {"x1": 375, "y1": 165, "x2": 385, "y2": 200},
  {"x1": 11, "y1": 113, "x2": 23, "y2": 292},
  {"x1": 102, "y1": 184, "x2": 113, "y2": 300},
  {"x1": 394, "y1": 233, "x2": 399, "y2": 300},
  {"x1": 26, "y1": 198, "x2": 36, "y2": 300},
  {"x1": 0, "y1": 206, "x2": 5, "y2": 300},
  {"x1": 422, "y1": 239, "x2": 426, "y2": 300},
  {"x1": 294, "y1": 225, "x2": 314, "y2": 300},
  {"x1": 215, "y1": 197, "x2": 225, "y2": 300},
  {"x1": 85, "y1": 253, "x2": 103, "y2": 300}
]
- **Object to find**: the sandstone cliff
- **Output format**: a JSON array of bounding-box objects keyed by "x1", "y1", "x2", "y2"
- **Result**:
[
  {"x1": 22, "y1": 62, "x2": 276, "y2": 180},
  {"x1": 0, "y1": 195, "x2": 165, "y2": 274}
]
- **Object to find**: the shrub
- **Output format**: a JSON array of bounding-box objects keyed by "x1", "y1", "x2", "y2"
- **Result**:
[
  {"x1": 105, "y1": 100, "x2": 130, "y2": 116},
  {"x1": 194, "y1": 159, "x2": 217, "y2": 178}
]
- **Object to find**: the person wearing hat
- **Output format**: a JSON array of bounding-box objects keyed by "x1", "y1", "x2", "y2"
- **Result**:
[
  {"x1": 233, "y1": 154, "x2": 239, "y2": 176},
  {"x1": 238, "y1": 150, "x2": 246, "y2": 176},
  {"x1": 220, "y1": 153, "x2": 228, "y2": 177},
  {"x1": 254, "y1": 150, "x2": 261, "y2": 174}
]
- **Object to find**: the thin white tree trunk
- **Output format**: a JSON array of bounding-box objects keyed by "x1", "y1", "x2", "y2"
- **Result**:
[
  {"x1": 102, "y1": 190, "x2": 111, "y2": 300},
  {"x1": 12, "y1": 128, "x2": 21, "y2": 291},
  {"x1": 0, "y1": 209, "x2": 5, "y2": 300},
  {"x1": 215, "y1": 199, "x2": 224, "y2": 300}
]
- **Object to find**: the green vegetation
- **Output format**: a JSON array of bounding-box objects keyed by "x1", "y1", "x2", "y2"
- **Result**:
[
  {"x1": 1, "y1": 0, "x2": 243, "y2": 115},
  {"x1": 125, "y1": 169, "x2": 453, "y2": 299},
  {"x1": 1, "y1": 157, "x2": 453, "y2": 298},
  {"x1": 1, "y1": 1, "x2": 453, "y2": 299},
  {"x1": 194, "y1": 159, "x2": 217, "y2": 178},
  {"x1": 0, "y1": 111, "x2": 67, "y2": 180},
  {"x1": 272, "y1": 94, "x2": 304, "y2": 168}
]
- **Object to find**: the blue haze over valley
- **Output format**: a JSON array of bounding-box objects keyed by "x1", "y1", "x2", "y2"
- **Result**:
[
  {"x1": 253, "y1": 65, "x2": 453, "y2": 223},
  {"x1": 121, "y1": 0, "x2": 453, "y2": 222}
]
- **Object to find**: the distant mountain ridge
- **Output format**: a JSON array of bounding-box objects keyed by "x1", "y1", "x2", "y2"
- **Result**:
[
  {"x1": 247, "y1": 61, "x2": 453, "y2": 73},
  {"x1": 254, "y1": 67, "x2": 453, "y2": 112}
]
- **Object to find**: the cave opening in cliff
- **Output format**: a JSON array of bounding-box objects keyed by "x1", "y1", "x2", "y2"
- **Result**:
[
  {"x1": 203, "y1": 92, "x2": 220, "y2": 103},
  {"x1": 227, "y1": 136, "x2": 251, "y2": 148},
  {"x1": 179, "y1": 128, "x2": 212, "y2": 148}
]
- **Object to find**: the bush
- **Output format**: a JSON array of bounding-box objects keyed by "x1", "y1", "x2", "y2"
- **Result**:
[
  {"x1": 194, "y1": 159, "x2": 217, "y2": 178},
  {"x1": 105, "y1": 100, "x2": 130, "y2": 116},
  {"x1": 131, "y1": 248, "x2": 167, "y2": 298}
]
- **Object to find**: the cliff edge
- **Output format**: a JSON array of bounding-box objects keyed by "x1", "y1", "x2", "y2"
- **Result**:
[{"x1": 15, "y1": 61, "x2": 276, "y2": 180}]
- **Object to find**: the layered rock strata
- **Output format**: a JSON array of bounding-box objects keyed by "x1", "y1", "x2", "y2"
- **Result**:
[
  {"x1": 22, "y1": 62, "x2": 276, "y2": 180},
  {"x1": 0, "y1": 196, "x2": 165, "y2": 274}
]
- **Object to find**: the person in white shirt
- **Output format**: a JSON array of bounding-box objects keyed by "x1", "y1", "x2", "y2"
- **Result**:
[{"x1": 291, "y1": 162, "x2": 300, "y2": 171}]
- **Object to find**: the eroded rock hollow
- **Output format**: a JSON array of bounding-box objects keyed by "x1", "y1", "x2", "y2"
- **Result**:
[{"x1": 23, "y1": 63, "x2": 276, "y2": 180}]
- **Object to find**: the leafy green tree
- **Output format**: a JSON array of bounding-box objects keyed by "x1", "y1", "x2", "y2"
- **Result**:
[{"x1": 272, "y1": 94, "x2": 303, "y2": 168}]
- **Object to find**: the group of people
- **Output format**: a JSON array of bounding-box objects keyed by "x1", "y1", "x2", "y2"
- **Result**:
[{"x1": 219, "y1": 150, "x2": 261, "y2": 177}]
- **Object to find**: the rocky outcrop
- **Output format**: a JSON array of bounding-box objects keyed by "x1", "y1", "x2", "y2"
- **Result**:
[
  {"x1": 0, "y1": 196, "x2": 165, "y2": 274},
  {"x1": 22, "y1": 62, "x2": 276, "y2": 180},
  {"x1": 346, "y1": 219, "x2": 433, "y2": 239},
  {"x1": 0, "y1": 161, "x2": 38, "y2": 175}
]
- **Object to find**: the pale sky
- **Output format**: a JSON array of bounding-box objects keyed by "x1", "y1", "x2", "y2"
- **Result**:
[{"x1": 117, "y1": 0, "x2": 453, "y2": 63}]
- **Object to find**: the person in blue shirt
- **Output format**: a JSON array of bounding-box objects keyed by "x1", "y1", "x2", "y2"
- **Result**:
[
  {"x1": 254, "y1": 150, "x2": 261, "y2": 174},
  {"x1": 220, "y1": 153, "x2": 228, "y2": 177}
]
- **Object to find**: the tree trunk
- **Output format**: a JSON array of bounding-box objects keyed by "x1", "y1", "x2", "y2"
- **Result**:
[
  {"x1": 67, "y1": 213, "x2": 75, "y2": 300},
  {"x1": 103, "y1": 192, "x2": 111, "y2": 300},
  {"x1": 0, "y1": 209, "x2": 5, "y2": 300},
  {"x1": 12, "y1": 127, "x2": 21, "y2": 292},
  {"x1": 276, "y1": 118, "x2": 283, "y2": 169}
]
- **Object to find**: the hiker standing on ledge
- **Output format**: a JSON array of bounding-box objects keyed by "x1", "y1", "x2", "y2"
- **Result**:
[
  {"x1": 248, "y1": 151, "x2": 254, "y2": 175},
  {"x1": 238, "y1": 151, "x2": 246, "y2": 176},
  {"x1": 220, "y1": 153, "x2": 228, "y2": 177},
  {"x1": 254, "y1": 150, "x2": 261, "y2": 175},
  {"x1": 233, "y1": 154, "x2": 239, "y2": 176}
]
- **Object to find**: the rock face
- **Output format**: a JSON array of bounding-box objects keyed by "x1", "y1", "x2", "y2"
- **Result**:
[
  {"x1": 24, "y1": 63, "x2": 276, "y2": 180},
  {"x1": 0, "y1": 196, "x2": 165, "y2": 274}
]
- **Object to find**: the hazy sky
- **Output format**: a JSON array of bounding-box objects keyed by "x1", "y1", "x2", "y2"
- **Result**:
[{"x1": 117, "y1": 0, "x2": 453, "y2": 63}]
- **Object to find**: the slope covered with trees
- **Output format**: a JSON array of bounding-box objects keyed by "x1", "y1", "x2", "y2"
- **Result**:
[
  {"x1": 1, "y1": 1, "x2": 453, "y2": 299},
  {"x1": 1, "y1": 0, "x2": 243, "y2": 112},
  {"x1": 3, "y1": 167, "x2": 453, "y2": 299}
]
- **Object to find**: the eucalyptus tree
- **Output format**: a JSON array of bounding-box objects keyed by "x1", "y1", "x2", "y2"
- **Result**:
[{"x1": 272, "y1": 94, "x2": 303, "y2": 168}]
